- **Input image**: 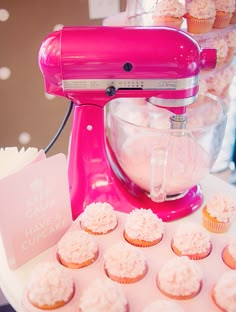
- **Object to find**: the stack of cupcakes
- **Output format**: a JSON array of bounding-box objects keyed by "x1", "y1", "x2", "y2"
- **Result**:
[
  {"x1": 152, "y1": 0, "x2": 186, "y2": 29},
  {"x1": 213, "y1": 0, "x2": 236, "y2": 28},
  {"x1": 185, "y1": 0, "x2": 216, "y2": 34}
]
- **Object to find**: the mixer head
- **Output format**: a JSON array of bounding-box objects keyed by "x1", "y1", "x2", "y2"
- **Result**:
[{"x1": 39, "y1": 26, "x2": 216, "y2": 115}]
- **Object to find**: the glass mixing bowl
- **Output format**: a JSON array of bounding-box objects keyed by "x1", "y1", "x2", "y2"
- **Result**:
[{"x1": 106, "y1": 93, "x2": 227, "y2": 202}]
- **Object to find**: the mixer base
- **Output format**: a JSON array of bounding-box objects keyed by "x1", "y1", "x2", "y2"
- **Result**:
[
  {"x1": 145, "y1": 185, "x2": 203, "y2": 221},
  {"x1": 156, "y1": 190, "x2": 189, "y2": 201},
  {"x1": 112, "y1": 183, "x2": 204, "y2": 222},
  {"x1": 70, "y1": 173, "x2": 204, "y2": 222}
]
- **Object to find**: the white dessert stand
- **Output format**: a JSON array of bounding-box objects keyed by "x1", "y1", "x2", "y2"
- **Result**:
[{"x1": 0, "y1": 174, "x2": 235, "y2": 312}]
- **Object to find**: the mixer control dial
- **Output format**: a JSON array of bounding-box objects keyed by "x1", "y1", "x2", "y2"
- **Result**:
[
  {"x1": 123, "y1": 62, "x2": 133, "y2": 72},
  {"x1": 106, "y1": 86, "x2": 116, "y2": 97}
]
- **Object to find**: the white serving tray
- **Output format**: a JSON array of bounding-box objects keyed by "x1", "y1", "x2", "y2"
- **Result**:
[{"x1": 0, "y1": 174, "x2": 235, "y2": 312}]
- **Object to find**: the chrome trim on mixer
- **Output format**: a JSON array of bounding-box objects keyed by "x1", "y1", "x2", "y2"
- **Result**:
[
  {"x1": 62, "y1": 76, "x2": 199, "y2": 91},
  {"x1": 148, "y1": 95, "x2": 197, "y2": 107}
]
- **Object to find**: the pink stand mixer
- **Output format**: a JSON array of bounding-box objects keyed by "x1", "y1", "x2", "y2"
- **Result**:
[{"x1": 39, "y1": 26, "x2": 225, "y2": 221}]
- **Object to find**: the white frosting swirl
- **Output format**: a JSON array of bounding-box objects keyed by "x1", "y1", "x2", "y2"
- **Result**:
[
  {"x1": 79, "y1": 278, "x2": 127, "y2": 312},
  {"x1": 206, "y1": 193, "x2": 236, "y2": 222},
  {"x1": 213, "y1": 271, "x2": 236, "y2": 312},
  {"x1": 153, "y1": 0, "x2": 186, "y2": 18},
  {"x1": 57, "y1": 230, "x2": 98, "y2": 264},
  {"x1": 125, "y1": 208, "x2": 164, "y2": 241},
  {"x1": 157, "y1": 257, "x2": 202, "y2": 296},
  {"x1": 27, "y1": 262, "x2": 74, "y2": 306},
  {"x1": 104, "y1": 242, "x2": 147, "y2": 278},
  {"x1": 215, "y1": 0, "x2": 235, "y2": 13},
  {"x1": 173, "y1": 222, "x2": 211, "y2": 255},
  {"x1": 188, "y1": 0, "x2": 216, "y2": 19},
  {"x1": 80, "y1": 202, "x2": 118, "y2": 233}
]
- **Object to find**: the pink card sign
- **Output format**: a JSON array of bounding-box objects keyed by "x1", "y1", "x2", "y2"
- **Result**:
[{"x1": 0, "y1": 153, "x2": 73, "y2": 269}]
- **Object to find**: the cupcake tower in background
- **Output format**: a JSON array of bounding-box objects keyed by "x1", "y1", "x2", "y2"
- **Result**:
[
  {"x1": 126, "y1": 0, "x2": 236, "y2": 173},
  {"x1": 126, "y1": 0, "x2": 236, "y2": 30}
]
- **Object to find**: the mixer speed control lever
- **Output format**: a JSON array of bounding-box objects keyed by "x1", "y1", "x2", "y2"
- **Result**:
[{"x1": 106, "y1": 86, "x2": 116, "y2": 97}]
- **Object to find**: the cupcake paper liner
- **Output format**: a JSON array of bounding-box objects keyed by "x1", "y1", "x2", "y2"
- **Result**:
[
  {"x1": 153, "y1": 16, "x2": 183, "y2": 29},
  {"x1": 105, "y1": 266, "x2": 148, "y2": 284},
  {"x1": 222, "y1": 246, "x2": 236, "y2": 269},
  {"x1": 213, "y1": 12, "x2": 232, "y2": 29},
  {"x1": 186, "y1": 16, "x2": 214, "y2": 34},
  {"x1": 124, "y1": 231, "x2": 163, "y2": 247},
  {"x1": 156, "y1": 277, "x2": 202, "y2": 300},
  {"x1": 202, "y1": 214, "x2": 231, "y2": 233},
  {"x1": 80, "y1": 221, "x2": 118, "y2": 235},
  {"x1": 171, "y1": 240, "x2": 212, "y2": 260},
  {"x1": 230, "y1": 11, "x2": 236, "y2": 24}
]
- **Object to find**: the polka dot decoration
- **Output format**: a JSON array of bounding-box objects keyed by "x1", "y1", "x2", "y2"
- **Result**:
[
  {"x1": 0, "y1": 9, "x2": 9, "y2": 22},
  {"x1": 45, "y1": 93, "x2": 56, "y2": 100},
  {"x1": 0, "y1": 67, "x2": 11, "y2": 80},
  {"x1": 53, "y1": 24, "x2": 64, "y2": 31},
  {"x1": 18, "y1": 132, "x2": 31, "y2": 145}
]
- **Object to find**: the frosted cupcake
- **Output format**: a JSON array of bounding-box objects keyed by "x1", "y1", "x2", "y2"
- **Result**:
[
  {"x1": 213, "y1": 0, "x2": 235, "y2": 28},
  {"x1": 152, "y1": 0, "x2": 186, "y2": 29},
  {"x1": 202, "y1": 193, "x2": 236, "y2": 233},
  {"x1": 142, "y1": 299, "x2": 184, "y2": 312},
  {"x1": 57, "y1": 230, "x2": 98, "y2": 269},
  {"x1": 225, "y1": 28, "x2": 236, "y2": 63},
  {"x1": 212, "y1": 271, "x2": 236, "y2": 311},
  {"x1": 80, "y1": 202, "x2": 118, "y2": 235},
  {"x1": 104, "y1": 241, "x2": 148, "y2": 284},
  {"x1": 78, "y1": 278, "x2": 128, "y2": 312},
  {"x1": 198, "y1": 79, "x2": 208, "y2": 94},
  {"x1": 204, "y1": 38, "x2": 228, "y2": 67},
  {"x1": 26, "y1": 262, "x2": 75, "y2": 310},
  {"x1": 185, "y1": 0, "x2": 216, "y2": 34},
  {"x1": 230, "y1": 7, "x2": 236, "y2": 24},
  {"x1": 171, "y1": 222, "x2": 212, "y2": 260},
  {"x1": 156, "y1": 256, "x2": 202, "y2": 300},
  {"x1": 206, "y1": 64, "x2": 235, "y2": 97},
  {"x1": 222, "y1": 237, "x2": 236, "y2": 269},
  {"x1": 124, "y1": 208, "x2": 164, "y2": 247}
]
